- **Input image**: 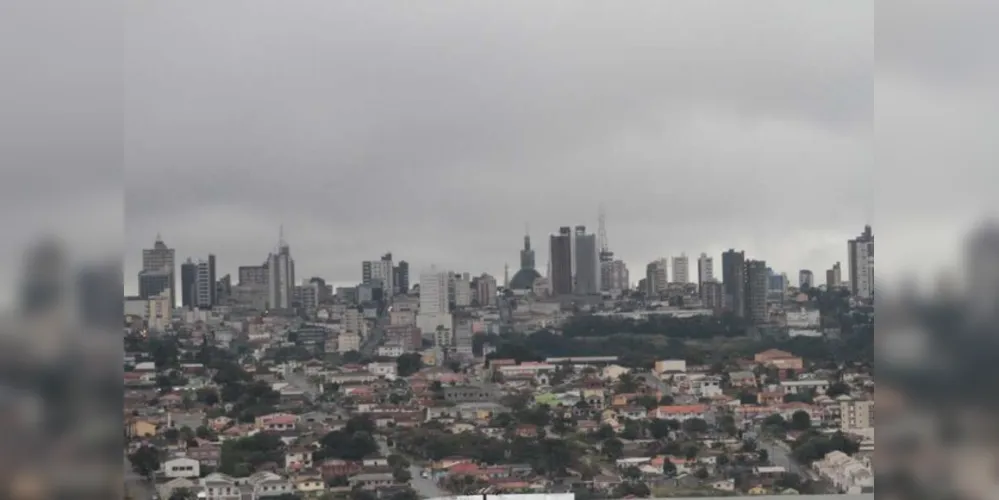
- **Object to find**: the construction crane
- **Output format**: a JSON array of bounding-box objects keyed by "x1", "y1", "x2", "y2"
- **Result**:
[{"x1": 598, "y1": 204, "x2": 614, "y2": 262}]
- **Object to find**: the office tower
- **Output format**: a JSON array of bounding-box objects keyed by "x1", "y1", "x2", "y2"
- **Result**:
[
  {"x1": 645, "y1": 259, "x2": 668, "y2": 298},
  {"x1": 550, "y1": 227, "x2": 573, "y2": 295},
  {"x1": 697, "y1": 253, "x2": 714, "y2": 291},
  {"x1": 216, "y1": 274, "x2": 232, "y2": 303},
  {"x1": 451, "y1": 272, "x2": 471, "y2": 307},
  {"x1": 745, "y1": 260, "x2": 769, "y2": 324},
  {"x1": 672, "y1": 254, "x2": 690, "y2": 284},
  {"x1": 142, "y1": 235, "x2": 176, "y2": 306},
  {"x1": 138, "y1": 270, "x2": 172, "y2": 300},
  {"x1": 476, "y1": 273, "x2": 498, "y2": 306},
  {"x1": 394, "y1": 260, "x2": 410, "y2": 294},
  {"x1": 848, "y1": 225, "x2": 875, "y2": 299},
  {"x1": 180, "y1": 259, "x2": 197, "y2": 308},
  {"x1": 194, "y1": 255, "x2": 216, "y2": 309},
  {"x1": 238, "y1": 263, "x2": 268, "y2": 286},
  {"x1": 601, "y1": 260, "x2": 630, "y2": 293},
  {"x1": 701, "y1": 280, "x2": 724, "y2": 310},
  {"x1": 826, "y1": 262, "x2": 843, "y2": 290},
  {"x1": 267, "y1": 236, "x2": 295, "y2": 310},
  {"x1": 19, "y1": 238, "x2": 66, "y2": 315},
  {"x1": 721, "y1": 249, "x2": 746, "y2": 318},
  {"x1": 362, "y1": 253, "x2": 394, "y2": 297},
  {"x1": 573, "y1": 225, "x2": 600, "y2": 294},
  {"x1": 799, "y1": 269, "x2": 814, "y2": 289}
]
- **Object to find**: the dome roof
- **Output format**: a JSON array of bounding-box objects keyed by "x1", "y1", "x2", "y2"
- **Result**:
[{"x1": 509, "y1": 268, "x2": 541, "y2": 289}]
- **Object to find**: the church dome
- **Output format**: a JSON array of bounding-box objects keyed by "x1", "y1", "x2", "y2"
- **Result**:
[{"x1": 509, "y1": 268, "x2": 541, "y2": 290}]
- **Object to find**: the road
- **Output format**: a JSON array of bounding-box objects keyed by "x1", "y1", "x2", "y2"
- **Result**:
[
  {"x1": 124, "y1": 454, "x2": 156, "y2": 500},
  {"x1": 376, "y1": 436, "x2": 448, "y2": 499}
]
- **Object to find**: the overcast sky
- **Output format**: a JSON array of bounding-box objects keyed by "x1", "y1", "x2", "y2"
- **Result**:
[{"x1": 17, "y1": 1, "x2": 998, "y2": 303}]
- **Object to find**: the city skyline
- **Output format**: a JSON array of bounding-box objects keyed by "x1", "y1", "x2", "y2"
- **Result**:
[{"x1": 123, "y1": 222, "x2": 868, "y2": 298}]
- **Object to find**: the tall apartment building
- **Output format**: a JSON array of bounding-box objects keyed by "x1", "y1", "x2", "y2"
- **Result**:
[
  {"x1": 451, "y1": 272, "x2": 472, "y2": 307},
  {"x1": 848, "y1": 225, "x2": 874, "y2": 299},
  {"x1": 268, "y1": 243, "x2": 295, "y2": 310},
  {"x1": 745, "y1": 260, "x2": 769, "y2": 324},
  {"x1": 294, "y1": 280, "x2": 321, "y2": 313},
  {"x1": 721, "y1": 249, "x2": 746, "y2": 318},
  {"x1": 417, "y1": 268, "x2": 452, "y2": 335},
  {"x1": 839, "y1": 398, "x2": 874, "y2": 430},
  {"x1": 600, "y1": 260, "x2": 629, "y2": 293},
  {"x1": 362, "y1": 253, "x2": 394, "y2": 298},
  {"x1": 394, "y1": 260, "x2": 410, "y2": 295},
  {"x1": 645, "y1": 259, "x2": 668, "y2": 298},
  {"x1": 573, "y1": 225, "x2": 600, "y2": 294},
  {"x1": 826, "y1": 262, "x2": 843, "y2": 290},
  {"x1": 142, "y1": 235, "x2": 175, "y2": 306},
  {"x1": 672, "y1": 253, "x2": 690, "y2": 284},
  {"x1": 549, "y1": 227, "x2": 573, "y2": 295},
  {"x1": 452, "y1": 314, "x2": 475, "y2": 357},
  {"x1": 194, "y1": 255, "x2": 217, "y2": 309},
  {"x1": 475, "y1": 273, "x2": 497, "y2": 307},
  {"x1": 697, "y1": 253, "x2": 714, "y2": 291},
  {"x1": 238, "y1": 263, "x2": 268, "y2": 286},
  {"x1": 701, "y1": 280, "x2": 724, "y2": 310},
  {"x1": 180, "y1": 259, "x2": 197, "y2": 308},
  {"x1": 799, "y1": 269, "x2": 814, "y2": 289}
]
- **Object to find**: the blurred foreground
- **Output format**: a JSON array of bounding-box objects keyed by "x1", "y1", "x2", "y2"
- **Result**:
[
  {"x1": 0, "y1": 238, "x2": 122, "y2": 499},
  {"x1": 877, "y1": 220, "x2": 999, "y2": 500}
]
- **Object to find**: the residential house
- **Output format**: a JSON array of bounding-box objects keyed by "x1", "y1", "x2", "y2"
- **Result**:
[
  {"x1": 200, "y1": 473, "x2": 241, "y2": 500},
  {"x1": 247, "y1": 471, "x2": 296, "y2": 497},
  {"x1": 349, "y1": 472, "x2": 395, "y2": 490},
  {"x1": 255, "y1": 412, "x2": 299, "y2": 432},
  {"x1": 163, "y1": 457, "x2": 200, "y2": 479},
  {"x1": 650, "y1": 404, "x2": 708, "y2": 421}
]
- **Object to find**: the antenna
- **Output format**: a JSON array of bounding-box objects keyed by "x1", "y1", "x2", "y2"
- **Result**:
[
  {"x1": 278, "y1": 224, "x2": 287, "y2": 248},
  {"x1": 598, "y1": 204, "x2": 613, "y2": 262}
]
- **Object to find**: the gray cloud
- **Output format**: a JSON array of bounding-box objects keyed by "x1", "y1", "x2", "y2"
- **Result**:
[{"x1": 123, "y1": 1, "x2": 872, "y2": 290}]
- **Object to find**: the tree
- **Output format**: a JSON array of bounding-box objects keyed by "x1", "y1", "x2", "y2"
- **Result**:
[
  {"x1": 129, "y1": 445, "x2": 160, "y2": 480},
  {"x1": 789, "y1": 410, "x2": 812, "y2": 431},
  {"x1": 694, "y1": 467, "x2": 710, "y2": 480},
  {"x1": 393, "y1": 467, "x2": 412, "y2": 483},
  {"x1": 602, "y1": 438, "x2": 624, "y2": 459},
  {"x1": 623, "y1": 466, "x2": 642, "y2": 481},
  {"x1": 634, "y1": 395, "x2": 659, "y2": 411},
  {"x1": 387, "y1": 454, "x2": 410, "y2": 469},
  {"x1": 826, "y1": 381, "x2": 850, "y2": 398},
  {"x1": 662, "y1": 460, "x2": 677, "y2": 477},
  {"x1": 681, "y1": 418, "x2": 708, "y2": 434},
  {"x1": 648, "y1": 419, "x2": 671, "y2": 440}
]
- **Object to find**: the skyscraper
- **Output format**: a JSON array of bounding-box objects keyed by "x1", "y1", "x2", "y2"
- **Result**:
[
  {"x1": 573, "y1": 225, "x2": 600, "y2": 294},
  {"x1": 601, "y1": 260, "x2": 629, "y2": 293},
  {"x1": 697, "y1": 253, "x2": 714, "y2": 292},
  {"x1": 180, "y1": 259, "x2": 197, "y2": 308},
  {"x1": 645, "y1": 259, "x2": 668, "y2": 298},
  {"x1": 799, "y1": 269, "x2": 814, "y2": 289},
  {"x1": 194, "y1": 255, "x2": 217, "y2": 309},
  {"x1": 550, "y1": 227, "x2": 573, "y2": 295},
  {"x1": 721, "y1": 249, "x2": 746, "y2": 318},
  {"x1": 672, "y1": 254, "x2": 690, "y2": 284},
  {"x1": 142, "y1": 235, "x2": 175, "y2": 306},
  {"x1": 268, "y1": 236, "x2": 295, "y2": 310},
  {"x1": 826, "y1": 262, "x2": 843, "y2": 290},
  {"x1": 746, "y1": 260, "x2": 769, "y2": 324},
  {"x1": 848, "y1": 225, "x2": 874, "y2": 299},
  {"x1": 394, "y1": 260, "x2": 410, "y2": 294},
  {"x1": 362, "y1": 253, "x2": 394, "y2": 297}
]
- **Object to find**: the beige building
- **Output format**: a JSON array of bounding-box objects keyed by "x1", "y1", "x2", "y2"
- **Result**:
[
  {"x1": 839, "y1": 398, "x2": 874, "y2": 430},
  {"x1": 337, "y1": 332, "x2": 361, "y2": 353}
]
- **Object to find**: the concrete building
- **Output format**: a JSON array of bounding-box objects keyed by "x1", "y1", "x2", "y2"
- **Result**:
[
  {"x1": 745, "y1": 260, "x2": 769, "y2": 324},
  {"x1": 475, "y1": 273, "x2": 497, "y2": 307},
  {"x1": 549, "y1": 227, "x2": 573, "y2": 295},
  {"x1": 267, "y1": 241, "x2": 295, "y2": 310},
  {"x1": 721, "y1": 249, "x2": 746, "y2": 318},
  {"x1": 238, "y1": 264, "x2": 268, "y2": 286},
  {"x1": 826, "y1": 262, "x2": 843, "y2": 290},
  {"x1": 701, "y1": 279, "x2": 724, "y2": 310},
  {"x1": 453, "y1": 314, "x2": 474, "y2": 357},
  {"x1": 672, "y1": 253, "x2": 690, "y2": 284},
  {"x1": 362, "y1": 253, "x2": 394, "y2": 298},
  {"x1": 180, "y1": 259, "x2": 197, "y2": 308},
  {"x1": 573, "y1": 225, "x2": 600, "y2": 294},
  {"x1": 645, "y1": 259, "x2": 668, "y2": 298},
  {"x1": 194, "y1": 255, "x2": 217, "y2": 309},
  {"x1": 697, "y1": 253, "x2": 714, "y2": 291},
  {"x1": 142, "y1": 235, "x2": 175, "y2": 306},
  {"x1": 799, "y1": 269, "x2": 814, "y2": 289},
  {"x1": 417, "y1": 268, "x2": 452, "y2": 336},
  {"x1": 839, "y1": 398, "x2": 874, "y2": 430},
  {"x1": 138, "y1": 269, "x2": 172, "y2": 301},
  {"x1": 451, "y1": 272, "x2": 472, "y2": 307},
  {"x1": 394, "y1": 260, "x2": 409, "y2": 295},
  {"x1": 600, "y1": 260, "x2": 630, "y2": 293},
  {"x1": 848, "y1": 225, "x2": 874, "y2": 299}
]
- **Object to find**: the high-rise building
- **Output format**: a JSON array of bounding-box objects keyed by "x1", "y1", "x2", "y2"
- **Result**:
[
  {"x1": 268, "y1": 239, "x2": 295, "y2": 310},
  {"x1": 826, "y1": 262, "x2": 843, "y2": 290},
  {"x1": 142, "y1": 235, "x2": 176, "y2": 306},
  {"x1": 672, "y1": 254, "x2": 690, "y2": 284},
  {"x1": 721, "y1": 249, "x2": 746, "y2": 318},
  {"x1": 451, "y1": 272, "x2": 472, "y2": 307},
  {"x1": 799, "y1": 269, "x2": 814, "y2": 289},
  {"x1": 550, "y1": 227, "x2": 573, "y2": 295},
  {"x1": 697, "y1": 253, "x2": 714, "y2": 292},
  {"x1": 600, "y1": 260, "x2": 629, "y2": 293},
  {"x1": 745, "y1": 260, "x2": 769, "y2": 324},
  {"x1": 394, "y1": 260, "x2": 410, "y2": 295},
  {"x1": 574, "y1": 225, "x2": 600, "y2": 294},
  {"x1": 238, "y1": 263, "x2": 268, "y2": 286},
  {"x1": 848, "y1": 225, "x2": 874, "y2": 299},
  {"x1": 138, "y1": 270, "x2": 172, "y2": 300},
  {"x1": 701, "y1": 280, "x2": 724, "y2": 310},
  {"x1": 476, "y1": 273, "x2": 498, "y2": 307},
  {"x1": 645, "y1": 259, "x2": 668, "y2": 298},
  {"x1": 180, "y1": 259, "x2": 197, "y2": 308},
  {"x1": 216, "y1": 274, "x2": 232, "y2": 303},
  {"x1": 453, "y1": 313, "x2": 475, "y2": 357},
  {"x1": 362, "y1": 253, "x2": 394, "y2": 298},
  {"x1": 194, "y1": 255, "x2": 217, "y2": 309},
  {"x1": 417, "y1": 267, "x2": 451, "y2": 335}
]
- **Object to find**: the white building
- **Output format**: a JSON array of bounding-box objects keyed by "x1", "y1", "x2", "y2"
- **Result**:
[
  {"x1": 267, "y1": 244, "x2": 295, "y2": 310},
  {"x1": 697, "y1": 253, "x2": 714, "y2": 289},
  {"x1": 367, "y1": 361, "x2": 397, "y2": 378},
  {"x1": 163, "y1": 456, "x2": 200, "y2": 479},
  {"x1": 362, "y1": 256, "x2": 394, "y2": 298},
  {"x1": 417, "y1": 268, "x2": 452, "y2": 335},
  {"x1": 812, "y1": 450, "x2": 874, "y2": 494},
  {"x1": 672, "y1": 254, "x2": 690, "y2": 284},
  {"x1": 147, "y1": 290, "x2": 173, "y2": 331},
  {"x1": 839, "y1": 398, "x2": 874, "y2": 431}
]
